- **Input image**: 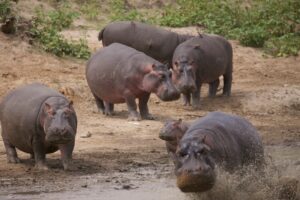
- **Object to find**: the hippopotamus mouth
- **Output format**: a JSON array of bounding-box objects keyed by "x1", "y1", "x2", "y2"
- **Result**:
[
  {"x1": 176, "y1": 172, "x2": 216, "y2": 193},
  {"x1": 159, "y1": 130, "x2": 174, "y2": 141},
  {"x1": 45, "y1": 132, "x2": 74, "y2": 144}
]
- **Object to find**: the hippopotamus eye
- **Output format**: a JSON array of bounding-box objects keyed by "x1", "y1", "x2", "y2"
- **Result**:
[
  {"x1": 178, "y1": 151, "x2": 189, "y2": 159},
  {"x1": 160, "y1": 74, "x2": 166, "y2": 80}
]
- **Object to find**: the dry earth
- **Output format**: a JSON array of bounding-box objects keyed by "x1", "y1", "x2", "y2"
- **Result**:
[{"x1": 0, "y1": 24, "x2": 299, "y2": 200}]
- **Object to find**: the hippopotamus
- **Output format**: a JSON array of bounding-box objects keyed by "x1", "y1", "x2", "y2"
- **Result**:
[
  {"x1": 98, "y1": 21, "x2": 193, "y2": 66},
  {"x1": 86, "y1": 43, "x2": 180, "y2": 121},
  {"x1": 0, "y1": 83, "x2": 77, "y2": 170},
  {"x1": 159, "y1": 112, "x2": 264, "y2": 193},
  {"x1": 172, "y1": 34, "x2": 233, "y2": 108},
  {"x1": 159, "y1": 119, "x2": 189, "y2": 162}
]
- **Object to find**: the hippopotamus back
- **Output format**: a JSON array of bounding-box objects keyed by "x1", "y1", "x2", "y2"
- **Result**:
[
  {"x1": 0, "y1": 83, "x2": 65, "y2": 153},
  {"x1": 98, "y1": 21, "x2": 193, "y2": 65}
]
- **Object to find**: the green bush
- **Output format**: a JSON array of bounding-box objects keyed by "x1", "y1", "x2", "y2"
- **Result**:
[
  {"x1": 30, "y1": 5, "x2": 90, "y2": 59},
  {"x1": 0, "y1": 0, "x2": 11, "y2": 21},
  {"x1": 109, "y1": 0, "x2": 143, "y2": 21},
  {"x1": 156, "y1": 0, "x2": 300, "y2": 56},
  {"x1": 79, "y1": 0, "x2": 100, "y2": 20}
]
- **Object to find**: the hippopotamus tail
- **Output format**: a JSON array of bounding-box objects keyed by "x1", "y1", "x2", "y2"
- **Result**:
[{"x1": 98, "y1": 27, "x2": 105, "y2": 41}]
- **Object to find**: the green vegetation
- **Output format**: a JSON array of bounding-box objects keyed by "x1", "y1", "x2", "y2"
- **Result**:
[
  {"x1": 0, "y1": 0, "x2": 12, "y2": 21},
  {"x1": 107, "y1": 0, "x2": 300, "y2": 57},
  {"x1": 109, "y1": 0, "x2": 143, "y2": 21},
  {"x1": 30, "y1": 4, "x2": 91, "y2": 59},
  {"x1": 158, "y1": 0, "x2": 300, "y2": 57},
  {"x1": 79, "y1": 0, "x2": 100, "y2": 20}
]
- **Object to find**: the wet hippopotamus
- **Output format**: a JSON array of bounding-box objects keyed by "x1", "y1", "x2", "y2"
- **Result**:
[
  {"x1": 159, "y1": 112, "x2": 264, "y2": 193},
  {"x1": 0, "y1": 83, "x2": 77, "y2": 170},
  {"x1": 98, "y1": 21, "x2": 193, "y2": 65},
  {"x1": 86, "y1": 43, "x2": 180, "y2": 121},
  {"x1": 159, "y1": 119, "x2": 189, "y2": 162},
  {"x1": 172, "y1": 34, "x2": 233, "y2": 108}
]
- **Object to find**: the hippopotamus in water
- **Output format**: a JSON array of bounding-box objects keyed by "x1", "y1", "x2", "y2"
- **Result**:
[
  {"x1": 86, "y1": 43, "x2": 180, "y2": 121},
  {"x1": 172, "y1": 34, "x2": 233, "y2": 108},
  {"x1": 0, "y1": 83, "x2": 77, "y2": 170},
  {"x1": 98, "y1": 21, "x2": 193, "y2": 66},
  {"x1": 159, "y1": 112, "x2": 264, "y2": 193}
]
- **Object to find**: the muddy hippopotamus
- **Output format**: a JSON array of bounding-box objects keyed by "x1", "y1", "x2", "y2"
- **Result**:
[
  {"x1": 159, "y1": 119, "x2": 189, "y2": 162},
  {"x1": 172, "y1": 34, "x2": 233, "y2": 108},
  {"x1": 0, "y1": 83, "x2": 77, "y2": 170},
  {"x1": 86, "y1": 43, "x2": 180, "y2": 121},
  {"x1": 159, "y1": 112, "x2": 264, "y2": 192},
  {"x1": 98, "y1": 21, "x2": 193, "y2": 65}
]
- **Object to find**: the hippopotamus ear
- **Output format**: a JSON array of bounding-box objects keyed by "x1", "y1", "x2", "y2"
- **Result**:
[
  {"x1": 68, "y1": 100, "x2": 73, "y2": 108},
  {"x1": 202, "y1": 135, "x2": 213, "y2": 150},
  {"x1": 194, "y1": 44, "x2": 201, "y2": 49},
  {"x1": 44, "y1": 103, "x2": 53, "y2": 115}
]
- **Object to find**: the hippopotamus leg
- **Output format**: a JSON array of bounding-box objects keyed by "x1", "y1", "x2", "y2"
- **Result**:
[
  {"x1": 59, "y1": 141, "x2": 75, "y2": 170},
  {"x1": 223, "y1": 61, "x2": 232, "y2": 96},
  {"x1": 182, "y1": 93, "x2": 191, "y2": 106},
  {"x1": 191, "y1": 83, "x2": 201, "y2": 108},
  {"x1": 32, "y1": 136, "x2": 48, "y2": 170},
  {"x1": 2, "y1": 137, "x2": 21, "y2": 163},
  {"x1": 125, "y1": 94, "x2": 141, "y2": 121},
  {"x1": 103, "y1": 101, "x2": 114, "y2": 116},
  {"x1": 92, "y1": 93, "x2": 105, "y2": 113},
  {"x1": 138, "y1": 94, "x2": 154, "y2": 120},
  {"x1": 209, "y1": 79, "x2": 220, "y2": 97},
  {"x1": 30, "y1": 153, "x2": 34, "y2": 159}
]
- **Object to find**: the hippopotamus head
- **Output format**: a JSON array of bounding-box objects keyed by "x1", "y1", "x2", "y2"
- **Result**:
[
  {"x1": 143, "y1": 64, "x2": 180, "y2": 101},
  {"x1": 172, "y1": 55, "x2": 197, "y2": 94},
  {"x1": 159, "y1": 119, "x2": 187, "y2": 141},
  {"x1": 41, "y1": 99, "x2": 76, "y2": 144},
  {"x1": 175, "y1": 135, "x2": 216, "y2": 192}
]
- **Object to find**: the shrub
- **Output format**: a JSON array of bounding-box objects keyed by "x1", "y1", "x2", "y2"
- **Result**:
[
  {"x1": 156, "y1": 0, "x2": 300, "y2": 56},
  {"x1": 30, "y1": 5, "x2": 91, "y2": 59},
  {"x1": 0, "y1": 0, "x2": 11, "y2": 21}
]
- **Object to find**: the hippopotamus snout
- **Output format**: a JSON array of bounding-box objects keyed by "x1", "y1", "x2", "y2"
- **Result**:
[
  {"x1": 176, "y1": 159, "x2": 216, "y2": 192},
  {"x1": 46, "y1": 126, "x2": 75, "y2": 144},
  {"x1": 156, "y1": 76, "x2": 181, "y2": 101},
  {"x1": 173, "y1": 64, "x2": 197, "y2": 94}
]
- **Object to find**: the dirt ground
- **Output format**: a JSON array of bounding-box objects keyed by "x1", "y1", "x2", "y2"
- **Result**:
[{"x1": 0, "y1": 23, "x2": 300, "y2": 200}]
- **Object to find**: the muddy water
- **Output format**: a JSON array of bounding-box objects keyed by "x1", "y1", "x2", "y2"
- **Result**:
[{"x1": 1, "y1": 144, "x2": 299, "y2": 200}]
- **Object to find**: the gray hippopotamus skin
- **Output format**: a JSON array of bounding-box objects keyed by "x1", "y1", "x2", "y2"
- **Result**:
[
  {"x1": 172, "y1": 34, "x2": 233, "y2": 108},
  {"x1": 160, "y1": 112, "x2": 264, "y2": 193},
  {"x1": 86, "y1": 43, "x2": 180, "y2": 121},
  {"x1": 159, "y1": 119, "x2": 189, "y2": 162},
  {"x1": 0, "y1": 83, "x2": 77, "y2": 170},
  {"x1": 98, "y1": 21, "x2": 193, "y2": 66}
]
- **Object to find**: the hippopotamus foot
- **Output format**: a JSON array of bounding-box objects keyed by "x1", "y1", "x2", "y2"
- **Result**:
[
  {"x1": 141, "y1": 113, "x2": 155, "y2": 120},
  {"x1": 7, "y1": 156, "x2": 21, "y2": 163},
  {"x1": 182, "y1": 93, "x2": 191, "y2": 106},
  {"x1": 103, "y1": 101, "x2": 114, "y2": 116},
  {"x1": 128, "y1": 113, "x2": 141, "y2": 121},
  {"x1": 35, "y1": 162, "x2": 49, "y2": 171},
  {"x1": 191, "y1": 93, "x2": 200, "y2": 109},
  {"x1": 3, "y1": 140, "x2": 21, "y2": 163},
  {"x1": 222, "y1": 91, "x2": 231, "y2": 97},
  {"x1": 222, "y1": 72, "x2": 232, "y2": 97},
  {"x1": 59, "y1": 143, "x2": 75, "y2": 170},
  {"x1": 62, "y1": 159, "x2": 76, "y2": 171},
  {"x1": 208, "y1": 79, "x2": 220, "y2": 97}
]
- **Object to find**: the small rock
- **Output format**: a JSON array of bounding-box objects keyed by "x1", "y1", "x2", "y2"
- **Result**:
[
  {"x1": 81, "y1": 184, "x2": 88, "y2": 188},
  {"x1": 80, "y1": 132, "x2": 92, "y2": 138}
]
